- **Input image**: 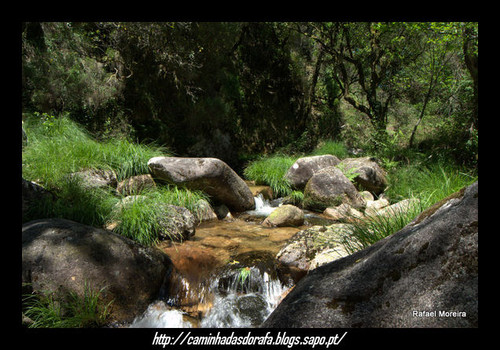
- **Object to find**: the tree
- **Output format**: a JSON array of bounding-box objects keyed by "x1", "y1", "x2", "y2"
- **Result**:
[
  {"x1": 302, "y1": 22, "x2": 425, "y2": 142},
  {"x1": 407, "y1": 23, "x2": 455, "y2": 148}
]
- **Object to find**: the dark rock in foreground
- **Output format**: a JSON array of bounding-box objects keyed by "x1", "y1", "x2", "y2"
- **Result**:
[
  {"x1": 263, "y1": 182, "x2": 478, "y2": 328},
  {"x1": 22, "y1": 218, "x2": 172, "y2": 323}
]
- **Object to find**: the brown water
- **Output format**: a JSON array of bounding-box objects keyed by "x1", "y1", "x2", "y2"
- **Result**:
[
  {"x1": 130, "y1": 196, "x2": 336, "y2": 328},
  {"x1": 159, "y1": 218, "x2": 304, "y2": 276},
  {"x1": 154, "y1": 216, "x2": 304, "y2": 324}
]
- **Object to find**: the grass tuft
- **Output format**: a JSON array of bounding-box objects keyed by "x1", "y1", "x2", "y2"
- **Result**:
[
  {"x1": 22, "y1": 282, "x2": 112, "y2": 328},
  {"x1": 311, "y1": 140, "x2": 349, "y2": 159},
  {"x1": 108, "y1": 187, "x2": 208, "y2": 246},
  {"x1": 243, "y1": 154, "x2": 297, "y2": 197}
]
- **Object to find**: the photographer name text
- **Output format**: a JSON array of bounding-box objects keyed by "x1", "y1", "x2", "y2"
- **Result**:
[{"x1": 412, "y1": 310, "x2": 466, "y2": 318}]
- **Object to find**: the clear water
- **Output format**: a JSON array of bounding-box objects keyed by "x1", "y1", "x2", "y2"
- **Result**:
[
  {"x1": 245, "y1": 194, "x2": 277, "y2": 217},
  {"x1": 128, "y1": 196, "x2": 321, "y2": 328}
]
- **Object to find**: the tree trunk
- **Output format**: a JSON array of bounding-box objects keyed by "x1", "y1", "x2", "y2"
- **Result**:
[{"x1": 409, "y1": 71, "x2": 435, "y2": 148}]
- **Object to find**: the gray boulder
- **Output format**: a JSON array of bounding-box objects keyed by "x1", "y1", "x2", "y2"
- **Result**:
[
  {"x1": 285, "y1": 155, "x2": 341, "y2": 190},
  {"x1": 192, "y1": 199, "x2": 218, "y2": 223},
  {"x1": 157, "y1": 204, "x2": 196, "y2": 241},
  {"x1": 148, "y1": 157, "x2": 255, "y2": 212},
  {"x1": 337, "y1": 157, "x2": 387, "y2": 195},
  {"x1": 303, "y1": 166, "x2": 365, "y2": 211},
  {"x1": 69, "y1": 169, "x2": 118, "y2": 190},
  {"x1": 263, "y1": 182, "x2": 478, "y2": 328},
  {"x1": 262, "y1": 205, "x2": 304, "y2": 227},
  {"x1": 22, "y1": 218, "x2": 172, "y2": 323},
  {"x1": 116, "y1": 174, "x2": 156, "y2": 196}
]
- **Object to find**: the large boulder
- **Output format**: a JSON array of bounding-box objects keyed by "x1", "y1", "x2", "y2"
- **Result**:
[
  {"x1": 263, "y1": 182, "x2": 478, "y2": 328},
  {"x1": 262, "y1": 205, "x2": 304, "y2": 227},
  {"x1": 148, "y1": 157, "x2": 255, "y2": 212},
  {"x1": 22, "y1": 218, "x2": 173, "y2": 323},
  {"x1": 337, "y1": 157, "x2": 387, "y2": 195},
  {"x1": 285, "y1": 155, "x2": 341, "y2": 190},
  {"x1": 303, "y1": 166, "x2": 365, "y2": 211}
]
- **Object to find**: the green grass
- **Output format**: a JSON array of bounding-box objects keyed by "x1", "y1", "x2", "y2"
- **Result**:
[
  {"x1": 385, "y1": 162, "x2": 477, "y2": 204},
  {"x1": 108, "y1": 187, "x2": 209, "y2": 246},
  {"x1": 22, "y1": 113, "x2": 208, "y2": 246},
  {"x1": 22, "y1": 282, "x2": 112, "y2": 328},
  {"x1": 310, "y1": 140, "x2": 349, "y2": 159},
  {"x1": 342, "y1": 162, "x2": 477, "y2": 254},
  {"x1": 22, "y1": 114, "x2": 168, "y2": 188},
  {"x1": 341, "y1": 199, "x2": 424, "y2": 254},
  {"x1": 243, "y1": 154, "x2": 297, "y2": 197}
]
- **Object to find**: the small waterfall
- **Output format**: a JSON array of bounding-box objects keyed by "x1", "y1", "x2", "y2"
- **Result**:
[
  {"x1": 200, "y1": 268, "x2": 289, "y2": 328},
  {"x1": 129, "y1": 259, "x2": 290, "y2": 328},
  {"x1": 129, "y1": 301, "x2": 194, "y2": 328},
  {"x1": 246, "y1": 194, "x2": 278, "y2": 217}
]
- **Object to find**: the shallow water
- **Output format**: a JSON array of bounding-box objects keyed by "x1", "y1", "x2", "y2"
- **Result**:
[{"x1": 129, "y1": 196, "x2": 335, "y2": 328}]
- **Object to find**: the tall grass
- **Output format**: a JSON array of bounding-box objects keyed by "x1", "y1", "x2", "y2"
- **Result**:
[
  {"x1": 311, "y1": 140, "x2": 349, "y2": 159},
  {"x1": 385, "y1": 162, "x2": 477, "y2": 204},
  {"x1": 22, "y1": 115, "x2": 168, "y2": 188},
  {"x1": 22, "y1": 282, "x2": 112, "y2": 328},
  {"x1": 24, "y1": 177, "x2": 119, "y2": 227},
  {"x1": 22, "y1": 114, "x2": 207, "y2": 246},
  {"x1": 342, "y1": 162, "x2": 477, "y2": 254},
  {"x1": 243, "y1": 154, "x2": 297, "y2": 197},
  {"x1": 341, "y1": 199, "x2": 424, "y2": 254},
  {"x1": 108, "y1": 187, "x2": 209, "y2": 246}
]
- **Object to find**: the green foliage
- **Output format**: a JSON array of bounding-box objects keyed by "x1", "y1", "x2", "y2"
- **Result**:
[
  {"x1": 22, "y1": 113, "x2": 209, "y2": 246},
  {"x1": 311, "y1": 140, "x2": 349, "y2": 159},
  {"x1": 341, "y1": 160, "x2": 477, "y2": 254},
  {"x1": 243, "y1": 155, "x2": 297, "y2": 197},
  {"x1": 23, "y1": 282, "x2": 112, "y2": 328},
  {"x1": 22, "y1": 114, "x2": 168, "y2": 189},
  {"x1": 108, "y1": 187, "x2": 209, "y2": 246},
  {"x1": 335, "y1": 163, "x2": 360, "y2": 183},
  {"x1": 341, "y1": 199, "x2": 424, "y2": 254},
  {"x1": 386, "y1": 162, "x2": 477, "y2": 205},
  {"x1": 237, "y1": 267, "x2": 252, "y2": 288},
  {"x1": 22, "y1": 22, "x2": 478, "y2": 171}
]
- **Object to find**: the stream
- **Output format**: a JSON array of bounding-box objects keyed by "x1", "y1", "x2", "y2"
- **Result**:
[{"x1": 128, "y1": 195, "x2": 335, "y2": 328}]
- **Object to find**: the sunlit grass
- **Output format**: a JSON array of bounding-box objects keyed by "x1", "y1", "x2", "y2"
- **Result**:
[{"x1": 243, "y1": 154, "x2": 297, "y2": 197}]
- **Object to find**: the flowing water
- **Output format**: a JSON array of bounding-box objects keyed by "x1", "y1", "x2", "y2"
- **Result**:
[{"x1": 129, "y1": 195, "x2": 335, "y2": 328}]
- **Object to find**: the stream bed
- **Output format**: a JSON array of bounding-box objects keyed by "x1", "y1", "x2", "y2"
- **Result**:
[{"x1": 129, "y1": 195, "x2": 335, "y2": 328}]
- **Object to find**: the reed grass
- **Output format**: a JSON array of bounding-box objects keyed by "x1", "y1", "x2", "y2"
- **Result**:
[
  {"x1": 22, "y1": 114, "x2": 207, "y2": 245},
  {"x1": 22, "y1": 282, "x2": 112, "y2": 328},
  {"x1": 311, "y1": 140, "x2": 349, "y2": 159},
  {"x1": 108, "y1": 187, "x2": 208, "y2": 246},
  {"x1": 243, "y1": 154, "x2": 297, "y2": 197}
]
